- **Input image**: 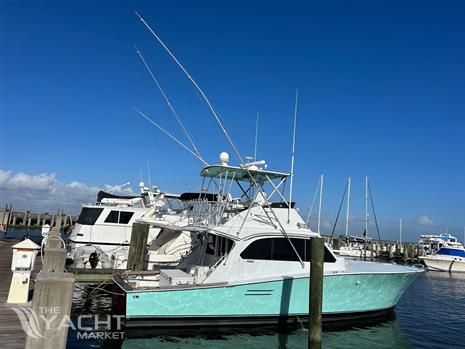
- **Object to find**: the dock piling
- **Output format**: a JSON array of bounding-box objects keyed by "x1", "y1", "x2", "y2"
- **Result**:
[
  {"x1": 24, "y1": 272, "x2": 75, "y2": 349},
  {"x1": 309, "y1": 237, "x2": 324, "y2": 349},
  {"x1": 127, "y1": 222, "x2": 150, "y2": 271},
  {"x1": 42, "y1": 248, "x2": 66, "y2": 273}
]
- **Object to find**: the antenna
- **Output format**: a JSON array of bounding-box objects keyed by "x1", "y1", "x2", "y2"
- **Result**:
[
  {"x1": 365, "y1": 176, "x2": 369, "y2": 239},
  {"x1": 317, "y1": 173, "x2": 324, "y2": 234},
  {"x1": 135, "y1": 46, "x2": 205, "y2": 163},
  {"x1": 288, "y1": 89, "x2": 298, "y2": 223},
  {"x1": 254, "y1": 112, "x2": 259, "y2": 162},
  {"x1": 134, "y1": 107, "x2": 209, "y2": 166},
  {"x1": 400, "y1": 217, "x2": 403, "y2": 244},
  {"x1": 107, "y1": 182, "x2": 131, "y2": 194},
  {"x1": 147, "y1": 160, "x2": 152, "y2": 188},
  {"x1": 345, "y1": 176, "x2": 351, "y2": 238},
  {"x1": 135, "y1": 11, "x2": 245, "y2": 165}
]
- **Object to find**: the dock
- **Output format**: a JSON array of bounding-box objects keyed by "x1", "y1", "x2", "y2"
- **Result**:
[
  {"x1": 0, "y1": 240, "x2": 39, "y2": 349},
  {"x1": 0, "y1": 204, "x2": 77, "y2": 230}
]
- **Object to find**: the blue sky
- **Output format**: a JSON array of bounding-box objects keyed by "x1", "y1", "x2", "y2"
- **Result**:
[{"x1": 1, "y1": 1, "x2": 464, "y2": 241}]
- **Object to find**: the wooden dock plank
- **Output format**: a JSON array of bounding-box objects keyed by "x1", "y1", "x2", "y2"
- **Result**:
[{"x1": 0, "y1": 240, "x2": 42, "y2": 349}]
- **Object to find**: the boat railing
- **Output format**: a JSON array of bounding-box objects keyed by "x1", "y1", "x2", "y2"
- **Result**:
[{"x1": 183, "y1": 199, "x2": 230, "y2": 226}]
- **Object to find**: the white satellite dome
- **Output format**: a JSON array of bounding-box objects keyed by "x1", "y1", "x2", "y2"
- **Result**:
[{"x1": 219, "y1": 152, "x2": 229, "y2": 166}]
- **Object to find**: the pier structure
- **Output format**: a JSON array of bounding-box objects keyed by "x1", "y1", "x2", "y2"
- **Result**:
[
  {"x1": 0, "y1": 204, "x2": 78, "y2": 229},
  {"x1": 324, "y1": 236, "x2": 425, "y2": 263}
]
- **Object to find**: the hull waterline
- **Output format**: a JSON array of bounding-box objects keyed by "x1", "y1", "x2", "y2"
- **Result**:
[{"x1": 113, "y1": 265, "x2": 422, "y2": 327}]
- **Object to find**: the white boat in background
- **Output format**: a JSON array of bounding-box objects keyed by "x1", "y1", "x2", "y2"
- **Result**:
[
  {"x1": 418, "y1": 233, "x2": 462, "y2": 255},
  {"x1": 420, "y1": 245, "x2": 465, "y2": 273},
  {"x1": 68, "y1": 182, "x2": 197, "y2": 269}
]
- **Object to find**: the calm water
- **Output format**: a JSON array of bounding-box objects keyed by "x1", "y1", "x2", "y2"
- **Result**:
[
  {"x1": 66, "y1": 271, "x2": 465, "y2": 349},
  {"x1": 6, "y1": 229, "x2": 465, "y2": 348}
]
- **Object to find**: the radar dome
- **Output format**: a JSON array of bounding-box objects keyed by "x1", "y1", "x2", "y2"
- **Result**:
[{"x1": 219, "y1": 152, "x2": 229, "y2": 166}]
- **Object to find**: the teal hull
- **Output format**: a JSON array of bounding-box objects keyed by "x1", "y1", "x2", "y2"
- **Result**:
[{"x1": 121, "y1": 271, "x2": 420, "y2": 322}]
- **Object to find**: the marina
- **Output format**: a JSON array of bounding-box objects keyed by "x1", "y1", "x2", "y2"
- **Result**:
[
  {"x1": 2, "y1": 2, "x2": 465, "y2": 349},
  {"x1": 0, "y1": 232, "x2": 459, "y2": 349}
]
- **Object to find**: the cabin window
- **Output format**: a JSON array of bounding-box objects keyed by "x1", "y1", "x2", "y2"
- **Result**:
[
  {"x1": 240, "y1": 237, "x2": 336, "y2": 263},
  {"x1": 104, "y1": 210, "x2": 120, "y2": 223},
  {"x1": 76, "y1": 208, "x2": 104, "y2": 225},
  {"x1": 104, "y1": 210, "x2": 134, "y2": 224},
  {"x1": 119, "y1": 211, "x2": 134, "y2": 224}
]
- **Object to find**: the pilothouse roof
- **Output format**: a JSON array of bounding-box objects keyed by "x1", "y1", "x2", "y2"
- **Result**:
[{"x1": 200, "y1": 165, "x2": 289, "y2": 183}]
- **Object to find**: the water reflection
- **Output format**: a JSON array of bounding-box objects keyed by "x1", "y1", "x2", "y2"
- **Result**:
[{"x1": 109, "y1": 318, "x2": 409, "y2": 349}]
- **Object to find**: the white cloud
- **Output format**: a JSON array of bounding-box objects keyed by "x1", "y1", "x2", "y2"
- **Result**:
[
  {"x1": 0, "y1": 170, "x2": 134, "y2": 214},
  {"x1": 418, "y1": 215, "x2": 434, "y2": 226}
]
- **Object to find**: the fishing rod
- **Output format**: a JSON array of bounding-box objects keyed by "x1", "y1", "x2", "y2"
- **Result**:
[
  {"x1": 134, "y1": 107, "x2": 209, "y2": 166},
  {"x1": 134, "y1": 46, "x2": 205, "y2": 164}
]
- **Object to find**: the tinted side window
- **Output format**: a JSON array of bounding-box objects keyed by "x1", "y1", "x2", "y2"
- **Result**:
[
  {"x1": 240, "y1": 238, "x2": 336, "y2": 263},
  {"x1": 119, "y1": 211, "x2": 134, "y2": 224},
  {"x1": 76, "y1": 208, "x2": 104, "y2": 225},
  {"x1": 240, "y1": 238, "x2": 272, "y2": 260},
  {"x1": 271, "y1": 238, "x2": 298, "y2": 261},
  {"x1": 104, "y1": 211, "x2": 119, "y2": 223}
]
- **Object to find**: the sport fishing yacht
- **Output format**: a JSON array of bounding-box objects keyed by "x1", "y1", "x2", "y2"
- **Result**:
[{"x1": 112, "y1": 156, "x2": 423, "y2": 327}]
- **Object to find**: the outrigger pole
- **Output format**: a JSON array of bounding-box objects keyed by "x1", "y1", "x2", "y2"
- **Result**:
[
  {"x1": 134, "y1": 46, "x2": 205, "y2": 164},
  {"x1": 136, "y1": 12, "x2": 305, "y2": 267},
  {"x1": 134, "y1": 107, "x2": 209, "y2": 166},
  {"x1": 135, "y1": 11, "x2": 245, "y2": 165},
  {"x1": 288, "y1": 89, "x2": 298, "y2": 223}
]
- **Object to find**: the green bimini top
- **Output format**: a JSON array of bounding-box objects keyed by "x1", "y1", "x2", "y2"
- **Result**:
[{"x1": 200, "y1": 165, "x2": 289, "y2": 183}]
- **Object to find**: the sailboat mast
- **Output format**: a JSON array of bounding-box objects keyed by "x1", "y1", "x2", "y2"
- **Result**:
[
  {"x1": 345, "y1": 176, "x2": 351, "y2": 238},
  {"x1": 288, "y1": 89, "x2": 298, "y2": 223},
  {"x1": 365, "y1": 176, "x2": 369, "y2": 239},
  {"x1": 317, "y1": 173, "x2": 324, "y2": 234}
]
